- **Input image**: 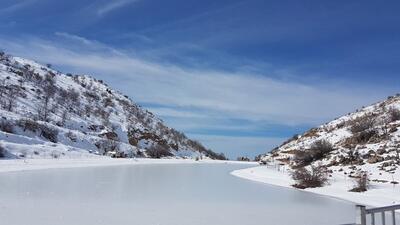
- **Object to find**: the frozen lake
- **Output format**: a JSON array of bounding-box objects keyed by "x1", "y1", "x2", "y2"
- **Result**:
[{"x1": 0, "y1": 163, "x2": 356, "y2": 225}]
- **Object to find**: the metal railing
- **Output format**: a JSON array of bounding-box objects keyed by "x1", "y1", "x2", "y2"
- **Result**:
[{"x1": 355, "y1": 204, "x2": 400, "y2": 225}]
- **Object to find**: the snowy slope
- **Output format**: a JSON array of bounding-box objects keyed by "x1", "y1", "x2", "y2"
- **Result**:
[
  {"x1": 259, "y1": 94, "x2": 400, "y2": 185},
  {"x1": 0, "y1": 52, "x2": 225, "y2": 160}
]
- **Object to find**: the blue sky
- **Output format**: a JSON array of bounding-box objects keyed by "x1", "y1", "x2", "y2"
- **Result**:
[{"x1": 1, "y1": 0, "x2": 399, "y2": 159}]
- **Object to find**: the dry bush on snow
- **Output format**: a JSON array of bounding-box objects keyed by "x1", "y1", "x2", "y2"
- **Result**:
[
  {"x1": 17, "y1": 119, "x2": 58, "y2": 143},
  {"x1": 294, "y1": 150, "x2": 315, "y2": 167},
  {"x1": 95, "y1": 139, "x2": 119, "y2": 154},
  {"x1": 349, "y1": 171, "x2": 369, "y2": 192},
  {"x1": 0, "y1": 120, "x2": 14, "y2": 133},
  {"x1": 237, "y1": 156, "x2": 251, "y2": 161},
  {"x1": 17, "y1": 119, "x2": 39, "y2": 132},
  {"x1": 349, "y1": 114, "x2": 376, "y2": 134},
  {"x1": 353, "y1": 129, "x2": 378, "y2": 144},
  {"x1": 309, "y1": 139, "x2": 334, "y2": 160},
  {"x1": 388, "y1": 107, "x2": 400, "y2": 122},
  {"x1": 0, "y1": 144, "x2": 6, "y2": 158},
  {"x1": 294, "y1": 139, "x2": 333, "y2": 166},
  {"x1": 291, "y1": 165, "x2": 328, "y2": 189},
  {"x1": 65, "y1": 131, "x2": 77, "y2": 142},
  {"x1": 50, "y1": 150, "x2": 60, "y2": 159},
  {"x1": 39, "y1": 126, "x2": 58, "y2": 143},
  {"x1": 146, "y1": 143, "x2": 172, "y2": 158}
]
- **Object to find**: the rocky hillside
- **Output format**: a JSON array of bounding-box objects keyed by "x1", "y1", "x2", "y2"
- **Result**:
[
  {"x1": 260, "y1": 94, "x2": 400, "y2": 179},
  {"x1": 0, "y1": 52, "x2": 225, "y2": 160}
]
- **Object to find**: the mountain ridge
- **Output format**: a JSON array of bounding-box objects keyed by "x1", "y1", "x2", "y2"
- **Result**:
[{"x1": 0, "y1": 52, "x2": 226, "y2": 160}]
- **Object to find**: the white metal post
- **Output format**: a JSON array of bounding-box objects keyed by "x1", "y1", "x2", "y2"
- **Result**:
[
  {"x1": 371, "y1": 213, "x2": 375, "y2": 225},
  {"x1": 356, "y1": 205, "x2": 367, "y2": 225}
]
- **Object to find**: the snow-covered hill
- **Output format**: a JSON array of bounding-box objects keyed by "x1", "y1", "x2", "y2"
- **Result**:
[
  {"x1": 259, "y1": 94, "x2": 400, "y2": 182},
  {"x1": 0, "y1": 52, "x2": 226, "y2": 160}
]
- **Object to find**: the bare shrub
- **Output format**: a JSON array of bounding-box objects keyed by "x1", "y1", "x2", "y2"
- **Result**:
[
  {"x1": 95, "y1": 139, "x2": 119, "y2": 154},
  {"x1": 388, "y1": 107, "x2": 400, "y2": 122},
  {"x1": 0, "y1": 120, "x2": 14, "y2": 133},
  {"x1": 346, "y1": 149, "x2": 361, "y2": 164},
  {"x1": 0, "y1": 51, "x2": 5, "y2": 60},
  {"x1": 146, "y1": 143, "x2": 172, "y2": 158},
  {"x1": 293, "y1": 150, "x2": 314, "y2": 167},
  {"x1": 84, "y1": 105, "x2": 92, "y2": 117},
  {"x1": 0, "y1": 81, "x2": 6, "y2": 96},
  {"x1": 353, "y1": 129, "x2": 377, "y2": 144},
  {"x1": 65, "y1": 131, "x2": 77, "y2": 142},
  {"x1": 309, "y1": 139, "x2": 334, "y2": 160},
  {"x1": 16, "y1": 119, "x2": 58, "y2": 142},
  {"x1": 50, "y1": 150, "x2": 60, "y2": 159},
  {"x1": 32, "y1": 73, "x2": 43, "y2": 85},
  {"x1": 102, "y1": 97, "x2": 115, "y2": 108},
  {"x1": 135, "y1": 150, "x2": 144, "y2": 157},
  {"x1": 291, "y1": 165, "x2": 328, "y2": 189},
  {"x1": 17, "y1": 119, "x2": 39, "y2": 132},
  {"x1": 84, "y1": 91, "x2": 100, "y2": 101},
  {"x1": 349, "y1": 171, "x2": 369, "y2": 192},
  {"x1": 20, "y1": 65, "x2": 35, "y2": 82},
  {"x1": 349, "y1": 114, "x2": 376, "y2": 134},
  {"x1": 44, "y1": 72, "x2": 55, "y2": 84},
  {"x1": 100, "y1": 131, "x2": 119, "y2": 141},
  {"x1": 2, "y1": 85, "x2": 19, "y2": 112},
  {"x1": 0, "y1": 144, "x2": 6, "y2": 158},
  {"x1": 66, "y1": 88, "x2": 80, "y2": 105},
  {"x1": 205, "y1": 150, "x2": 226, "y2": 160},
  {"x1": 58, "y1": 110, "x2": 69, "y2": 127},
  {"x1": 294, "y1": 139, "x2": 333, "y2": 166},
  {"x1": 94, "y1": 108, "x2": 111, "y2": 126},
  {"x1": 237, "y1": 156, "x2": 251, "y2": 161},
  {"x1": 39, "y1": 126, "x2": 58, "y2": 143}
]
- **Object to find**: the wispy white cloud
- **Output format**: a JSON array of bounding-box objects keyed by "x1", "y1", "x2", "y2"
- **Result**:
[
  {"x1": 97, "y1": 0, "x2": 139, "y2": 16},
  {"x1": 55, "y1": 32, "x2": 93, "y2": 45},
  {"x1": 0, "y1": 0, "x2": 37, "y2": 13},
  {"x1": 54, "y1": 32, "x2": 124, "y2": 55},
  {"x1": 0, "y1": 34, "x2": 394, "y2": 126},
  {"x1": 146, "y1": 107, "x2": 210, "y2": 119}
]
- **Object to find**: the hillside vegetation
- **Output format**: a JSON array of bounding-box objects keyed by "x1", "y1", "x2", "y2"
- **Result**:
[{"x1": 259, "y1": 94, "x2": 400, "y2": 188}]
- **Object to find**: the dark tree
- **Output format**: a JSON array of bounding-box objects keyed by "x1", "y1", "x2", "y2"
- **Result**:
[
  {"x1": 38, "y1": 84, "x2": 56, "y2": 121},
  {"x1": 4, "y1": 86, "x2": 19, "y2": 112}
]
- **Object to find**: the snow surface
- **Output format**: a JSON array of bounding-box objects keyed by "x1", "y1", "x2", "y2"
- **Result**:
[
  {"x1": 0, "y1": 162, "x2": 355, "y2": 225},
  {"x1": 232, "y1": 165, "x2": 400, "y2": 207}
]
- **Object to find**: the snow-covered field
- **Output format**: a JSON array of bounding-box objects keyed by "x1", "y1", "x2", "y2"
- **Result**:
[
  {"x1": 0, "y1": 158, "x2": 256, "y2": 173},
  {"x1": 232, "y1": 165, "x2": 400, "y2": 207}
]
